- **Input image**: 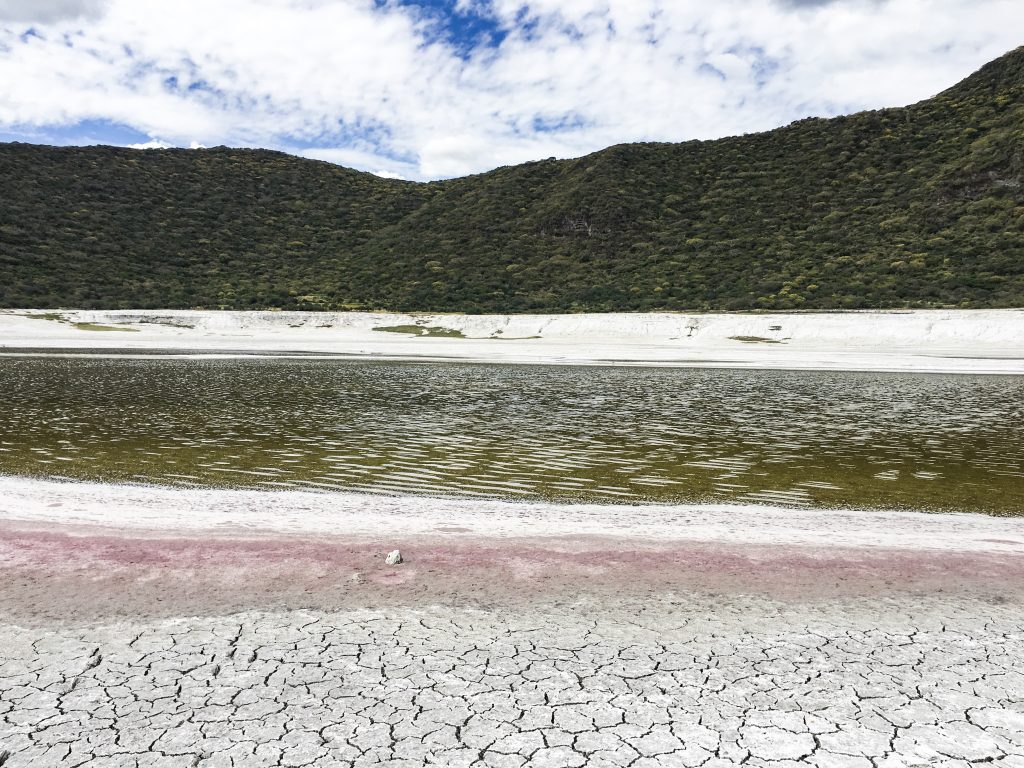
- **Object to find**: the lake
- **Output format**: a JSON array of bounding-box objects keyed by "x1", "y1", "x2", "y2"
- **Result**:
[{"x1": 1, "y1": 355, "x2": 1022, "y2": 514}]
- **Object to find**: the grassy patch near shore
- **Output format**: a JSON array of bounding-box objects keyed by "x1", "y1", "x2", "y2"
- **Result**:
[
  {"x1": 730, "y1": 335, "x2": 785, "y2": 344},
  {"x1": 73, "y1": 322, "x2": 139, "y2": 332},
  {"x1": 136, "y1": 319, "x2": 195, "y2": 329},
  {"x1": 374, "y1": 325, "x2": 465, "y2": 338},
  {"x1": 19, "y1": 313, "x2": 139, "y2": 333}
]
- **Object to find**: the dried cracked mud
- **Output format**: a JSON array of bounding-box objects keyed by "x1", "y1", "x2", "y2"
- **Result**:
[{"x1": 2, "y1": 598, "x2": 1024, "y2": 768}]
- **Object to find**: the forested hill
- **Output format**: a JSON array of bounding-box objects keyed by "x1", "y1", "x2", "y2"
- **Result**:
[{"x1": 1, "y1": 47, "x2": 1022, "y2": 313}]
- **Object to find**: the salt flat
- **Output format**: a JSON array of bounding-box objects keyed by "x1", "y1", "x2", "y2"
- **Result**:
[{"x1": 2, "y1": 308, "x2": 1023, "y2": 373}]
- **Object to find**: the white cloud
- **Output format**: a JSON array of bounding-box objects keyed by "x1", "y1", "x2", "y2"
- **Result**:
[
  {"x1": 0, "y1": 0, "x2": 106, "y2": 23},
  {"x1": 0, "y1": 0, "x2": 1020, "y2": 179},
  {"x1": 126, "y1": 138, "x2": 172, "y2": 149}
]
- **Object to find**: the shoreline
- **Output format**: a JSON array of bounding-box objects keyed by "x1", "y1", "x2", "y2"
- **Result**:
[
  {"x1": 6, "y1": 475, "x2": 1024, "y2": 550},
  {"x1": 3, "y1": 307, "x2": 1024, "y2": 373},
  {"x1": 4, "y1": 519, "x2": 1023, "y2": 623},
  {"x1": 3, "y1": 476, "x2": 1024, "y2": 623}
]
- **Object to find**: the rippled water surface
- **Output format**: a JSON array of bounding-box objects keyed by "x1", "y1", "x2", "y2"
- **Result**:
[{"x1": 1, "y1": 355, "x2": 1023, "y2": 513}]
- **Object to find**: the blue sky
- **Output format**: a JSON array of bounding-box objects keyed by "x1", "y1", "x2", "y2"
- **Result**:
[
  {"x1": 0, "y1": 0, "x2": 1020, "y2": 180},
  {"x1": 387, "y1": 0, "x2": 509, "y2": 55}
]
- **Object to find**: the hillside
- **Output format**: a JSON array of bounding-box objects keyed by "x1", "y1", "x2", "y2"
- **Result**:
[{"x1": 1, "y1": 48, "x2": 1022, "y2": 312}]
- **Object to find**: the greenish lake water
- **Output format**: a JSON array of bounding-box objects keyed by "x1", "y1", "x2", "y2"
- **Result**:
[{"x1": 1, "y1": 355, "x2": 1022, "y2": 514}]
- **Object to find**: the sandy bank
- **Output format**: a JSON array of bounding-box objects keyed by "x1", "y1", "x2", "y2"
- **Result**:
[
  {"x1": 5, "y1": 476, "x2": 1024, "y2": 552},
  {"x1": 2, "y1": 308, "x2": 1023, "y2": 372}
]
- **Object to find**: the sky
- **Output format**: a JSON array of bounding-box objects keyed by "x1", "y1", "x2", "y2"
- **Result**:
[{"x1": 0, "y1": 0, "x2": 1020, "y2": 180}]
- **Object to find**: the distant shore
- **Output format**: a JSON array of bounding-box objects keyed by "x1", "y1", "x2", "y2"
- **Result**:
[{"x1": 2, "y1": 307, "x2": 1024, "y2": 373}]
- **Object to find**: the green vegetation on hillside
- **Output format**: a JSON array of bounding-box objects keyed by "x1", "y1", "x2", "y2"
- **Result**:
[
  {"x1": 374, "y1": 325, "x2": 466, "y2": 338},
  {"x1": 1, "y1": 48, "x2": 1022, "y2": 312}
]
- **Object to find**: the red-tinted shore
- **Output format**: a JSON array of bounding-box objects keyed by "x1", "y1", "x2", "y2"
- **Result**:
[{"x1": 2, "y1": 520, "x2": 1022, "y2": 623}]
